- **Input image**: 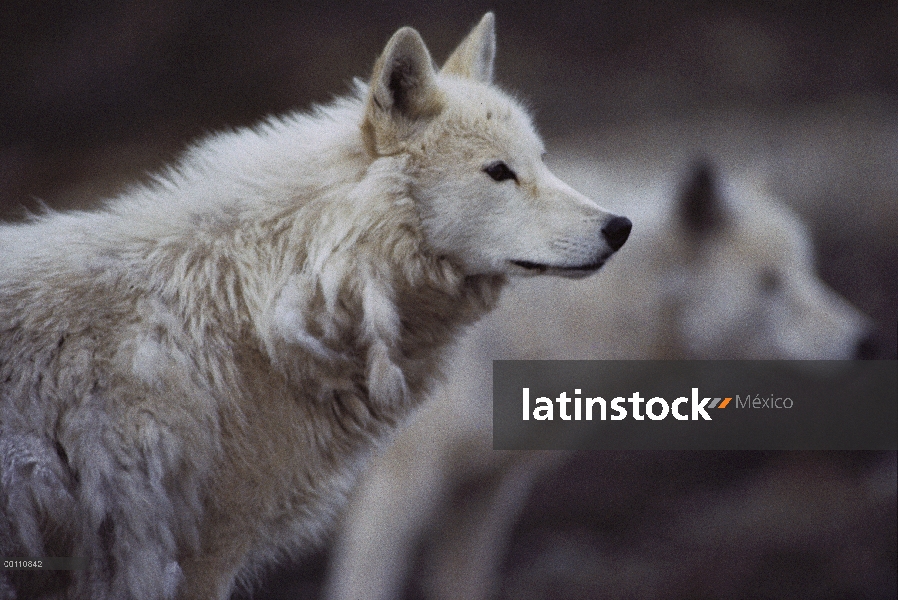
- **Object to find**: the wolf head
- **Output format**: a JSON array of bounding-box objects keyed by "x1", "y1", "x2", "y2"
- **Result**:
[
  {"x1": 670, "y1": 162, "x2": 874, "y2": 359},
  {"x1": 362, "y1": 13, "x2": 631, "y2": 278}
]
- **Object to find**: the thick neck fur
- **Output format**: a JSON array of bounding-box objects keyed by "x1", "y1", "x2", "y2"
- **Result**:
[
  {"x1": 0, "y1": 86, "x2": 505, "y2": 442},
  {"x1": 20, "y1": 86, "x2": 504, "y2": 422},
  {"x1": 0, "y1": 88, "x2": 507, "y2": 571}
]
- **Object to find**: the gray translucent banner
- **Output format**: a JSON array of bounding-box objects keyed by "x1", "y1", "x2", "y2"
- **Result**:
[{"x1": 493, "y1": 360, "x2": 897, "y2": 450}]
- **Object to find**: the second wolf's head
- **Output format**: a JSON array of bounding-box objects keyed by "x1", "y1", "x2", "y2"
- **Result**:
[{"x1": 362, "y1": 13, "x2": 631, "y2": 278}]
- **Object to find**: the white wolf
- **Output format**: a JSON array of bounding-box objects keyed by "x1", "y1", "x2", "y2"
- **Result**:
[
  {"x1": 0, "y1": 14, "x2": 631, "y2": 600},
  {"x1": 324, "y1": 159, "x2": 874, "y2": 600}
]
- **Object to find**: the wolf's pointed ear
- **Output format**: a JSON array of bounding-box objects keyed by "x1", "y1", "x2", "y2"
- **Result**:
[
  {"x1": 677, "y1": 159, "x2": 727, "y2": 236},
  {"x1": 441, "y1": 13, "x2": 496, "y2": 82},
  {"x1": 364, "y1": 27, "x2": 442, "y2": 155}
]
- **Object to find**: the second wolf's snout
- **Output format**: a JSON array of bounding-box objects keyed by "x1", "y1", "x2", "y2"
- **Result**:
[{"x1": 602, "y1": 215, "x2": 632, "y2": 251}]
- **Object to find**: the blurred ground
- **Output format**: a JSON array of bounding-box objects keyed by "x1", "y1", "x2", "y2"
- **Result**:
[{"x1": 1, "y1": 1, "x2": 895, "y2": 598}]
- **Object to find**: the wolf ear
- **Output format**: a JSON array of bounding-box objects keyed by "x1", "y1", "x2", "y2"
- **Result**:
[
  {"x1": 364, "y1": 26, "x2": 442, "y2": 155},
  {"x1": 441, "y1": 13, "x2": 496, "y2": 82},
  {"x1": 677, "y1": 159, "x2": 727, "y2": 236}
]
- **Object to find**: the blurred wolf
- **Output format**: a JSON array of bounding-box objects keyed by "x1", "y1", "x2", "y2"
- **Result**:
[
  {"x1": 324, "y1": 160, "x2": 873, "y2": 600},
  {"x1": 0, "y1": 13, "x2": 631, "y2": 600}
]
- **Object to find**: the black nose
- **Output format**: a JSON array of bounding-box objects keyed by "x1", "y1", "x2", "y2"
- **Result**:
[{"x1": 602, "y1": 216, "x2": 632, "y2": 252}]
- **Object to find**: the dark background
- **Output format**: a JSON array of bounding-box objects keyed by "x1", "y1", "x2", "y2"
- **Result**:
[
  {"x1": 1, "y1": 0, "x2": 895, "y2": 354},
  {"x1": 1, "y1": 2, "x2": 895, "y2": 598}
]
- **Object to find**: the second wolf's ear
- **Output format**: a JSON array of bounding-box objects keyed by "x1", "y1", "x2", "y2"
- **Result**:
[
  {"x1": 677, "y1": 160, "x2": 728, "y2": 237},
  {"x1": 364, "y1": 27, "x2": 442, "y2": 155},
  {"x1": 441, "y1": 13, "x2": 496, "y2": 82}
]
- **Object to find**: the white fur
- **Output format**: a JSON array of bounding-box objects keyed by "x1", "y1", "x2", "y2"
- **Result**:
[
  {"x1": 0, "y1": 14, "x2": 628, "y2": 600},
  {"x1": 324, "y1": 158, "x2": 873, "y2": 600}
]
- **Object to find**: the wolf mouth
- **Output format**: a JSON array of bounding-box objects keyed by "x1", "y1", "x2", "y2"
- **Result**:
[{"x1": 511, "y1": 259, "x2": 606, "y2": 273}]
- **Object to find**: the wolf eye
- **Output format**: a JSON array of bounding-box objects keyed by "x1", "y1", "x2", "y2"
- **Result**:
[{"x1": 483, "y1": 161, "x2": 517, "y2": 183}]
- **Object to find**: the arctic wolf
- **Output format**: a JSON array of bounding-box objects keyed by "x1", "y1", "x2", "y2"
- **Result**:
[
  {"x1": 0, "y1": 13, "x2": 630, "y2": 600},
  {"x1": 324, "y1": 159, "x2": 874, "y2": 600}
]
